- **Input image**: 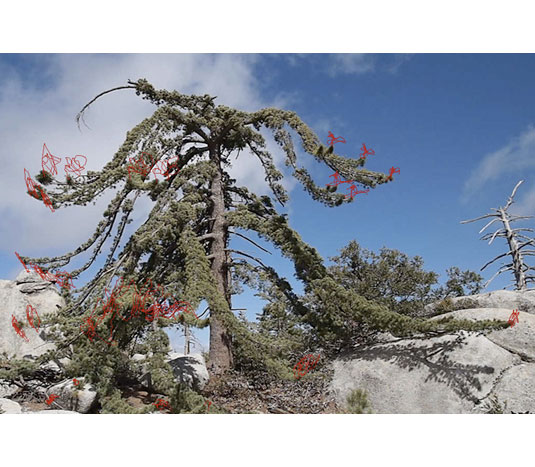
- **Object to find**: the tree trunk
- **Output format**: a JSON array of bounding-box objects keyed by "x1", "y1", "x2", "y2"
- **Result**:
[
  {"x1": 184, "y1": 324, "x2": 190, "y2": 355},
  {"x1": 500, "y1": 208, "x2": 527, "y2": 290},
  {"x1": 207, "y1": 144, "x2": 233, "y2": 374}
]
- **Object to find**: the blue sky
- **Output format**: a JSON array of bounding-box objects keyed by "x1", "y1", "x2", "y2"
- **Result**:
[{"x1": 2, "y1": 53, "x2": 535, "y2": 351}]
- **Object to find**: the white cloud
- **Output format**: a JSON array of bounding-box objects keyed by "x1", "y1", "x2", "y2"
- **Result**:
[
  {"x1": 0, "y1": 54, "x2": 295, "y2": 257},
  {"x1": 463, "y1": 126, "x2": 535, "y2": 198},
  {"x1": 282, "y1": 53, "x2": 412, "y2": 77},
  {"x1": 510, "y1": 183, "x2": 535, "y2": 216},
  {"x1": 328, "y1": 54, "x2": 376, "y2": 76}
]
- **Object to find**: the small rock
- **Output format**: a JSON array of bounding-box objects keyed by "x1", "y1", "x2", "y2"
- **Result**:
[
  {"x1": 0, "y1": 398, "x2": 22, "y2": 414},
  {"x1": 166, "y1": 353, "x2": 209, "y2": 391},
  {"x1": 47, "y1": 378, "x2": 97, "y2": 413}
]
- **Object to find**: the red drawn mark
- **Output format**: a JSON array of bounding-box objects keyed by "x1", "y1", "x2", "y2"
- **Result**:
[
  {"x1": 73, "y1": 378, "x2": 80, "y2": 386},
  {"x1": 81, "y1": 278, "x2": 135, "y2": 345},
  {"x1": 153, "y1": 398, "x2": 171, "y2": 411},
  {"x1": 54, "y1": 270, "x2": 76, "y2": 290},
  {"x1": 508, "y1": 309, "x2": 519, "y2": 327},
  {"x1": 82, "y1": 277, "x2": 194, "y2": 344},
  {"x1": 41, "y1": 143, "x2": 62, "y2": 176},
  {"x1": 204, "y1": 400, "x2": 212, "y2": 411},
  {"x1": 80, "y1": 315, "x2": 98, "y2": 343},
  {"x1": 64, "y1": 155, "x2": 87, "y2": 178},
  {"x1": 326, "y1": 172, "x2": 353, "y2": 187},
  {"x1": 162, "y1": 156, "x2": 180, "y2": 180},
  {"x1": 345, "y1": 183, "x2": 370, "y2": 200},
  {"x1": 24, "y1": 169, "x2": 39, "y2": 198},
  {"x1": 26, "y1": 304, "x2": 41, "y2": 332},
  {"x1": 11, "y1": 315, "x2": 29, "y2": 343},
  {"x1": 152, "y1": 156, "x2": 180, "y2": 181},
  {"x1": 327, "y1": 131, "x2": 346, "y2": 147},
  {"x1": 359, "y1": 143, "x2": 375, "y2": 160},
  {"x1": 30, "y1": 262, "x2": 56, "y2": 282},
  {"x1": 45, "y1": 394, "x2": 59, "y2": 406},
  {"x1": 127, "y1": 152, "x2": 154, "y2": 180},
  {"x1": 37, "y1": 185, "x2": 55, "y2": 213},
  {"x1": 293, "y1": 354, "x2": 321, "y2": 379},
  {"x1": 14, "y1": 251, "x2": 29, "y2": 272},
  {"x1": 387, "y1": 166, "x2": 400, "y2": 181}
]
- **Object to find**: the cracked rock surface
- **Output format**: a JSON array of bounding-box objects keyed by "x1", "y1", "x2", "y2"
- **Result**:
[
  {"x1": 0, "y1": 270, "x2": 64, "y2": 359},
  {"x1": 330, "y1": 307, "x2": 534, "y2": 413}
]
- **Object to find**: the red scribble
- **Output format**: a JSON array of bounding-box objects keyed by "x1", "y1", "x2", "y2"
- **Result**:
[
  {"x1": 127, "y1": 152, "x2": 154, "y2": 180},
  {"x1": 82, "y1": 278, "x2": 135, "y2": 345},
  {"x1": 73, "y1": 378, "x2": 79, "y2": 386},
  {"x1": 26, "y1": 304, "x2": 41, "y2": 332},
  {"x1": 387, "y1": 166, "x2": 400, "y2": 181},
  {"x1": 326, "y1": 172, "x2": 353, "y2": 187},
  {"x1": 24, "y1": 169, "x2": 39, "y2": 198},
  {"x1": 64, "y1": 155, "x2": 87, "y2": 178},
  {"x1": 152, "y1": 156, "x2": 180, "y2": 181},
  {"x1": 327, "y1": 131, "x2": 346, "y2": 146},
  {"x1": 14, "y1": 252, "x2": 29, "y2": 272},
  {"x1": 293, "y1": 354, "x2": 321, "y2": 379},
  {"x1": 11, "y1": 315, "x2": 29, "y2": 343},
  {"x1": 30, "y1": 263, "x2": 56, "y2": 281},
  {"x1": 153, "y1": 398, "x2": 171, "y2": 411},
  {"x1": 161, "y1": 300, "x2": 196, "y2": 320},
  {"x1": 82, "y1": 277, "x2": 194, "y2": 344},
  {"x1": 55, "y1": 271, "x2": 76, "y2": 290},
  {"x1": 359, "y1": 143, "x2": 375, "y2": 159},
  {"x1": 163, "y1": 156, "x2": 180, "y2": 180},
  {"x1": 345, "y1": 183, "x2": 370, "y2": 200},
  {"x1": 41, "y1": 143, "x2": 62, "y2": 176},
  {"x1": 80, "y1": 315, "x2": 98, "y2": 342},
  {"x1": 508, "y1": 309, "x2": 519, "y2": 327},
  {"x1": 45, "y1": 394, "x2": 59, "y2": 406},
  {"x1": 204, "y1": 400, "x2": 212, "y2": 411},
  {"x1": 37, "y1": 185, "x2": 55, "y2": 213}
]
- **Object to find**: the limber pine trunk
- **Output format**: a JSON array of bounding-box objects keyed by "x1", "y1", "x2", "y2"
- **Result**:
[{"x1": 207, "y1": 144, "x2": 233, "y2": 374}]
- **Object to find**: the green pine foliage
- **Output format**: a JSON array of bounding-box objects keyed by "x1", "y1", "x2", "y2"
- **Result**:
[
  {"x1": 327, "y1": 240, "x2": 485, "y2": 318},
  {"x1": 36, "y1": 170, "x2": 54, "y2": 185}
]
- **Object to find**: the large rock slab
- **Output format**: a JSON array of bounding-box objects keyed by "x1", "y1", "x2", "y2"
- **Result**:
[
  {"x1": 330, "y1": 330, "x2": 518, "y2": 413},
  {"x1": 490, "y1": 363, "x2": 535, "y2": 413},
  {"x1": 331, "y1": 306, "x2": 535, "y2": 413},
  {"x1": 431, "y1": 308, "x2": 535, "y2": 361},
  {"x1": 0, "y1": 270, "x2": 64, "y2": 359},
  {"x1": 166, "y1": 353, "x2": 209, "y2": 391},
  {"x1": 427, "y1": 290, "x2": 535, "y2": 316}
]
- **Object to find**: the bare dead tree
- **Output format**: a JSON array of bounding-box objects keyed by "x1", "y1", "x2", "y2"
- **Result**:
[{"x1": 461, "y1": 180, "x2": 535, "y2": 291}]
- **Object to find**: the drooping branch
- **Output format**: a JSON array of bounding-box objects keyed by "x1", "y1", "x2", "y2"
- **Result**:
[{"x1": 76, "y1": 85, "x2": 136, "y2": 129}]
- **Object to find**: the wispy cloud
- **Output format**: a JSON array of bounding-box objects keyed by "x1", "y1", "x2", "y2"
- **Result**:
[
  {"x1": 282, "y1": 53, "x2": 412, "y2": 77},
  {"x1": 327, "y1": 54, "x2": 376, "y2": 77},
  {"x1": 510, "y1": 182, "x2": 535, "y2": 216},
  {"x1": 463, "y1": 126, "x2": 535, "y2": 198}
]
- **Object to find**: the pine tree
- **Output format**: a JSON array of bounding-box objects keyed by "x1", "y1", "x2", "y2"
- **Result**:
[{"x1": 20, "y1": 79, "x2": 507, "y2": 381}]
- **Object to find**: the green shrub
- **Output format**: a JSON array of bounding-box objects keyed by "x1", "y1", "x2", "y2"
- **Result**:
[{"x1": 343, "y1": 388, "x2": 373, "y2": 414}]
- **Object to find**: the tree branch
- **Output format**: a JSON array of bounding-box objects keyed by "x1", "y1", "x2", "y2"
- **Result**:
[
  {"x1": 76, "y1": 85, "x2": 136, "y2": 129},
  {"x1": 229, "y1": 230, "x2": 272, "y2": 255}
]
